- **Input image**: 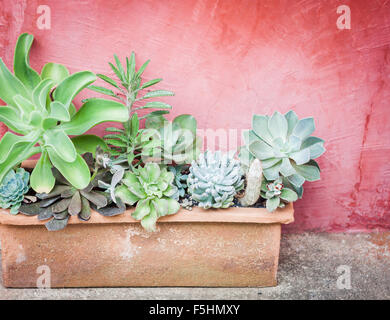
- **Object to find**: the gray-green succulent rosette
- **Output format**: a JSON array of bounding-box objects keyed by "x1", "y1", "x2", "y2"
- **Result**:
[{"x1": 0, "y1": 168, "x2": 30, "y2": 214}]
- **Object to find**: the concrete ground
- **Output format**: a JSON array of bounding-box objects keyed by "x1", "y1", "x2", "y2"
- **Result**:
[{"x1": 0, "y1": 232, "x2": 389, "y2": 300}]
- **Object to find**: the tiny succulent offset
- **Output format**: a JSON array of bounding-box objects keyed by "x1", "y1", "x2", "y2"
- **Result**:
[
  {"x1": 0, "y1": 168, "x2": 30, "y2": 214},
  {"x1": 115, "y1": 163, "x2": 180, "y2": 231},
  {"x1": 187, "y1": 151, "x2": 244, "y2": 209},
  {"x1": 261, "y1": 177, "x2": 298, "y2": 212}
]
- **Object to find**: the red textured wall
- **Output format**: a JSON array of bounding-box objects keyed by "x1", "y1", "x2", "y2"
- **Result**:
[{"x1": 1, "y1": 0, "x2": 389, "y2": 232}]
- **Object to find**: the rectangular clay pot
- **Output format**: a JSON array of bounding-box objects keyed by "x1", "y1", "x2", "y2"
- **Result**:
[{"x1": 0, "y1": 203, "x2": 293, "y2": 288}]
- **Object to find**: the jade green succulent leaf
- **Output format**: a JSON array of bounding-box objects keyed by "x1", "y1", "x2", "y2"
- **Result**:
[
  {"x1": 0, "y1": 143, "x2": 40, "y2": 184},
  {"x1": 240, "y1": 111, "x2": 325, "y2": 197},
  {"x1": 30, "y1": 150, "x2": 55, "y2": 193},
  {"x1": 0, "y1": 33, "x2": 129, "y2": 192},
  {"x1": 53, "y1": 71, "x2": 96, "y2": 111},
  {"x1": 71, "y1": 135, "x2": 109, "y2": 156},
  {"x1": 0, "y1": 168, "x2": 30, "y2": 214},
  {"x1": 41, "y1": 62, "x2": 70, "y2": 86},
  {"x1": 14, "y1": 33, "x2": 41, "y2": 91},
  {"x1": 0, "y1": 59, "x2": 30, "y2": 107},
  {"x1": 187, "y1": 151, "x2": 244, "y2": 209},
  {"x1": 115, "y1": 163, "x2": 180, "y2": 232},
  {"x1": 58, "y1": 98, "x2": 128, "y2": 135}
]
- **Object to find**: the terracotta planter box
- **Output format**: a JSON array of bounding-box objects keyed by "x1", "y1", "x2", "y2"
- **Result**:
[{"x1": 0, "y1": 203, "x2": 293, "y2": 288}]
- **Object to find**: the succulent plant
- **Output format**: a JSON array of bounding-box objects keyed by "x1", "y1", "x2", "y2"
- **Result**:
[
  {"x1": 187, "y1": 151, "x2": 244, "y2": 209},
  {"x1": 18, "y1": 168, "x2": 125, "y2": 231},
  {"x1": 90, "y1": 146, "x2": 126, "y2": 203},
  {"x1": 88, "y1": 52, "x2": 174, "y2": 117},
  {"x1": 168, "y1": 165, "x2": 189, "y2": 200},
  {"x1": 115, "y1": 163, "x2": 180, "y2": 232},
  {"x1": 239, "y1": 159, "x2": 263, "y2": 207},
  {"x1": 143, "y1": 114, "x2": 202, "y2": 165},
  {"x1": 0, "y1": 33, "x2": 128, "y2": 193},
  {"x1": 103, "y1": 113, "x2": 162, "y2": 167},
  {"x1": 0, "y1": 168, "x2": 30, "y2": 214},
  {"x1": 180, "y1": 197, "x2": 195, "y2": 211},
  {"x1": 260, "y1": 176, "x2": 298, "y2": 212},
  {"x1": 239, "y1": 111, "x2": 325, "y2": 198}
]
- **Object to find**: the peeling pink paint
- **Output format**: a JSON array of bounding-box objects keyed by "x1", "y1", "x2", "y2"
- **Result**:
[{"x1": 1, "y1": 0, "x2": 389, "y2": 233}]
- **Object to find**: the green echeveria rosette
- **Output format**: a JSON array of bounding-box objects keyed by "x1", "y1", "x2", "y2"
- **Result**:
[
  {"x1": 0, "y1": 168, "x2": 30, "y2": 214},
  {"x1": 115, "y1": 163, "x2": 180, "y2": 232}
]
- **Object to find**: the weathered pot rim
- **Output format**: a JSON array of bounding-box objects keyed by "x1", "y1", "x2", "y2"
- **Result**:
[
  {"x1": 0, "y1": 160, "x2": 294, "y2": 226},
  {"x1": 0, "y1": 203, "x2": 294, "y2": 226}
]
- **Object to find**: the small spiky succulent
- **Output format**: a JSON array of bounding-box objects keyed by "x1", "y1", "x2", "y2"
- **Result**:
[
  {"x1": 115, "y1": 163, "x2": 180, "y2": 232},
  {"x1": 261, "y1": 176, "x2": 298, "y2": 212},
  {"x1": 0, "y1": 168, "x2": 30, "y2": 214},
  {"x1": 187, "y1": 151, "x2": 244, "y2": 209}
]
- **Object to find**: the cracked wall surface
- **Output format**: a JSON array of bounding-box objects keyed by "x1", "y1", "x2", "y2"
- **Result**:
[{"x1": 0, "y1": 0, "x2": 389, "y2": 232}]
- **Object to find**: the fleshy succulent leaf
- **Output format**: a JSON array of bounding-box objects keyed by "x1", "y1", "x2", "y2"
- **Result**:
[
  {"x1": 45, "y1": 216, "x2": 69, "y2": 231},
  {"x1": 71, "y1": 135, "x2": 109, "y2": 156},
  {"x1": 0, "y1": 59, "x2": 30, "y2": 107},
  {"x1": 43, "y1": 129, "x2": 77, "y2": 163},
  {"x1": 268, "y1": 111, "x2": 288, "y2": 142},
  {"x1": 68, "y1": 191, "x2": 82, "y2": 215},
  {"x1": 59, "y1": 98, "x2": 129, "y2": 135},
  {"x1": 280, "y1": 188, "x2": 298, "y2": 202},
  {"x1": 13, "y1": 33, "x2": 41, "y2": 91},
  {"x1": 292, "y1": 118, "x2": 315, "y2": 141},
  {"x1": 0, "y1": 106, "x2": 32, "y2": 133},
  {"x1": 53, "y1": 71, "x2": 96, "y2": 110},
  {"x1": 140, "y1": 206, "x2": 158, "y2": 232},
  {"x1": 30, "y1": 150, "x2": 55, "y2": 193},
  {"x1": 41, "y1": 62, "x2": 70, "y2": 86},
  {"x1": 47, "y1": 149, "x2": 91, "y2": 190},
  {"x1": 266, "y1": 197, "x2": 280, "y2": 212}
]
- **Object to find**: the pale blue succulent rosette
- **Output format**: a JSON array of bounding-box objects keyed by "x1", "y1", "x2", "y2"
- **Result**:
[
  {"x1": 187, "y1": 151, "x2": 244, "y2": 209},
  {"x1": 0, "y1": 168, "x2": 30, "y2": 214}
]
